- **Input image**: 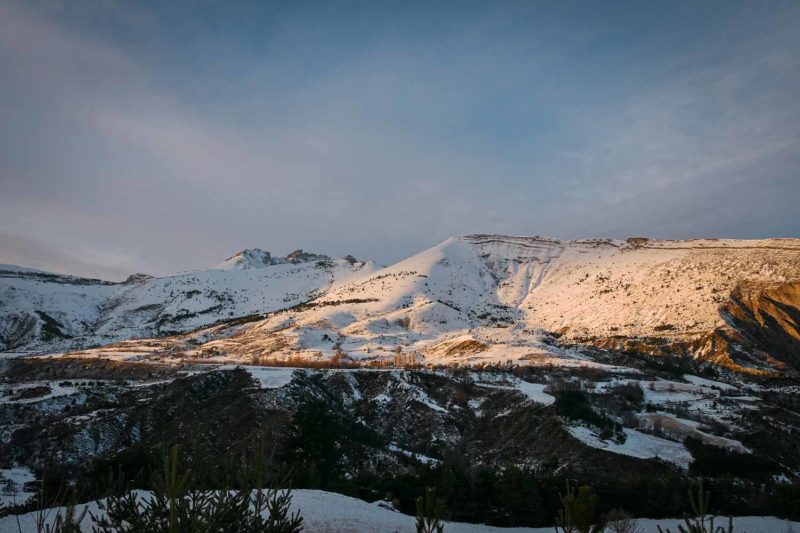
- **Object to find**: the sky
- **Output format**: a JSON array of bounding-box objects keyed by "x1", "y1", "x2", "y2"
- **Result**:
[{"x1": 1, "y1": 1, "x2": 799, "y2": 280}]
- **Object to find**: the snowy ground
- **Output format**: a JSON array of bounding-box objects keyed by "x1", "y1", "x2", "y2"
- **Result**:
[
  {"x1": 471, "y1": 375, "x2": 555, "y2": 406},
  {"x1": 240, "y1": 366, "x2": 296, "y2": 389},
  {"x1": 1, "y1": 489, "x2": 797, "y2": 532},
  {"x1": 0, "y1": 466, "x2": 36, "y2": 507},
  {"x1": 567, "y1": 425, "x2": 694, "y2": 469}
]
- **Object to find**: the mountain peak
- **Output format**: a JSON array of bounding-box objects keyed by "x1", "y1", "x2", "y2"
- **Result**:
[
  {"x1": 218, "y1": 248, "x2": 277, "y2": 270},
  {"x1": 285, "y1": 249, "x2": 329, "y2": 264},
  {"x1": 215, "y1": 248, "x2": 333, "y2": 270}
]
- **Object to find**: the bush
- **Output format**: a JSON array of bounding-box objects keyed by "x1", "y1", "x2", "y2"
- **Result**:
[{"x1": 604, "y1": 509, "x2": 643, "y2": 533}]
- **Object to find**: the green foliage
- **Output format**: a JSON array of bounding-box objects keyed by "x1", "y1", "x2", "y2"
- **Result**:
[
  {"x1": 656, "y1": 479, "x2": 733, "y2": 533},
  {"x1": 555, "y1": 390, "x2": 601, "y2": 424},
  {"x1": 281, "y1": 399, "x2": 384, "y2": 488},
  {"x1": 90, "y1": 445, "x2": 303, "y2": 533},
  {"x1": 555, "y1": 390, "x2": 624, "y2": 442},
  {"x1": 415, "y1": 486, "x2": 444, "y2": 533},
  {"x1": 684, "y1": 437, "x2": 779, "y2": 480},
  {"x1": 554, "y1": 481, "x2": 603, "y2": 533}
]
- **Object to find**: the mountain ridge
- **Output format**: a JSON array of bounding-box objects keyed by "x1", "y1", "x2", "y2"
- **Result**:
[
  {"x1": 3, "y1": 234, "x2": 800, "y2": 375},
  {"x1": 0, "y1": 249, "x2": 374, "y2": 352}
]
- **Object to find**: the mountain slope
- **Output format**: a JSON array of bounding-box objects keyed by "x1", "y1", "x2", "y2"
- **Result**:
[
  {"x1": 0, "y1": 250, "x2": 374, "y2": 352},
  {"x1": 156, "y1": 235, "x2": 800, "y2": 374}
]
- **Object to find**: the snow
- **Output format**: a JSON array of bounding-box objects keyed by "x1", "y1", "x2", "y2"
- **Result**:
[
  {"x1": 567, "y1": 425, "x2": 694, "y2": 469},
  {"x1": 386, "y1": 444, "x2": 441, "y2": 465},
  {"x1": 0, "y1": 466, "x2": 36, "y2": 507},
  {"x1": 96, "y1": 234, "x2": 795, "y2": 371},
  {"x1": 1, "y1": 488, "x2": 798, "y2": 532},
  {"x1": 0, "y1": 253, "x2": 374, "y2": 353},
  {"x1": 0, "y1": 380, "x2": 80, "y2": 405},
  {"x1": 473, "y1": 377, "x2": 555, "y2": 406},
  {"x1": 683, "y1": 374, "x2": 739, "y2": 391},
  {"x1": 240, "y1": 366, "x2": 296, "y2": 389},
  {"x1": 516, "y1": 381, "x2": 556, "y2": 406},
  {"x1": 6, "y1": 235, "x2": 800, "y2": 374}
]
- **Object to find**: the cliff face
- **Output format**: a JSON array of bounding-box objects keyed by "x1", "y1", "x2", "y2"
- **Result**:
[{"x1": 721, "y1": 281, "x2": 800, "y2": 370}]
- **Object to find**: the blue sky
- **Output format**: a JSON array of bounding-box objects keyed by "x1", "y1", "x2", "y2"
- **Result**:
[{"x1": 1, "y1": 1, "x2": 799, "y2": 279}]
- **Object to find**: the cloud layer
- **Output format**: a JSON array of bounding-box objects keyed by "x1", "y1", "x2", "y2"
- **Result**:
[{"x1": 1, "y1": 1, "x2": 799, "y2": 279}]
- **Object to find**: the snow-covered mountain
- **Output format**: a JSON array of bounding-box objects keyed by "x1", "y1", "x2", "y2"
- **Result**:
[
  {"x1": 125, "y1": 235, "x2": 799, "y2": 374},
  {"x1": 5, "y1": 235, "x2": 800, "y2": 374},
  {"x1": 0, "y1": 250, "x2": 374, "y2": 352},
  {"x1": 213, "y1": 248, "x2": 337, "y2": 270}
]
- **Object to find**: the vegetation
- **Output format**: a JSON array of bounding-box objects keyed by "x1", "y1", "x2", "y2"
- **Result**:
[
  {"x1": 554, "y1": 482, "x2": 603, "y2": 533},
  {"x1": 26, "y1": 445, "x2": 304, "y2": 533},
  {"x1": 656, "y1": 479, "x2": 733, "y2": 533},
  {"x1": 553, "y1": 388, "x2": 625, "y2": 443},
  {"x1": 684, "y1": 438, "x2": 779, "y2": 480},
  {"x1": 415, "y1": 487, "x2": 445, "y2": 533},
  {"x1": 604, "y1": 509, "x2": 643, "y2": 533}
]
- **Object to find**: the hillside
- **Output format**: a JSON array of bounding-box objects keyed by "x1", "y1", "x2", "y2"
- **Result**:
[
  {"x1": 98, "y1": 235, "x2": 798, "y2": 374},
  {"x1": 0, "y1": 250, "x2": 374, "y2": 353},
  {"x1": 5, "y1": 235, "x2": 800, "y2": 374}
]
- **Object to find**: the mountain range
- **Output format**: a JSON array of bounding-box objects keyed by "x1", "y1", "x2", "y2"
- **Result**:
[{"x1": 2, "y1": 235, "x2": 799, "y2": 375}]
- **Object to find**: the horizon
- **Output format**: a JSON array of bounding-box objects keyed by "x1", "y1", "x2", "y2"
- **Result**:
[
  {"x1": 4, "y1": 231, "x2": 800, "y2": 282},
  {"x1": 2, "y1": 1, "x2": 799, "y2": 280}
]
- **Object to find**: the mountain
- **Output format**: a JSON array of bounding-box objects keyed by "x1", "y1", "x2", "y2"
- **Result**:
[
  {"x1": 79, "y1": 234, "x2": 797, "y2": 375},
  {"x1": 213, "y1": 248, "x2": 333, "y2": 270},
  {"x1": 4, "y1": 235, "x2": 800, "y2": 374},
  {"x1": 0, "y1": 250, "x2": 374, "y2": 352},
  {"x1": 3, "y1": 236, "x2": 800, "y2": 527}
]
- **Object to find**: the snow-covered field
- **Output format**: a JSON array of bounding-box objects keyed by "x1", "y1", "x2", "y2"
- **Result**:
[
  {"x1": 1, "y1": 489, "x2": 797, "y2": 533},
  {"x1": 567, "y1": 425, "x2": 694, "y2": 469},
  {"x1": 0, "y1": 466, "x2": 36, "y2": 507}
]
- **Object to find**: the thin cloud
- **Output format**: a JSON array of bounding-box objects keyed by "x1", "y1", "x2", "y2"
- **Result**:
[{"x1": 0, "y1": 1, "x2": 798, "y2": 278}]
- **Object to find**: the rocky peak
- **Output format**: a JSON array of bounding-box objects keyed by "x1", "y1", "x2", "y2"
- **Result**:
[
  {"x1": 123, "y1": 273, "x2": 153, "y2": 284},
  {"x1": 219, "y1": 248, "x2": 277, "y2": 270},
  {"x1": 285, "y1": 249, "x2": 329, "y2": 264}
]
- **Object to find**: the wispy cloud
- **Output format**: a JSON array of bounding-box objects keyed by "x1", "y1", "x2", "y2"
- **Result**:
[{"x1": 1, "y1": 1, "x2": 798, "y2": 278}]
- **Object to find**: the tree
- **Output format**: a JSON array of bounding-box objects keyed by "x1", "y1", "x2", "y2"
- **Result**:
[
  {"x1": 415, "y1": 486, "x2": 445, "y2": 533},
  {"x1": 555, "y1": 481, "x2": 603, "y2": 533}
]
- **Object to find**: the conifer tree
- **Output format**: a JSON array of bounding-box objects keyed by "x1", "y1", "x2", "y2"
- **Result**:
[
  {"x1": 415, "y1": 486, "x2": 445, "y2": 533},
  {"x1": 555, "y1": 481, "x2": 603, "y2": 533}
]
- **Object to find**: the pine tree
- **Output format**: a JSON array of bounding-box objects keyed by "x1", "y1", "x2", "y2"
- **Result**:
[
  {"x1": 555, "y1": 481, "x2": 604, "y2": 533},
  {"x1": 415, "y1": 486, "x2": 445, "y2": 533}
]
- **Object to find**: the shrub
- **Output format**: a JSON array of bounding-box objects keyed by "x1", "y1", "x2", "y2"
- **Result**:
[{"x1": 604, "y1": 509, "x2": 643, "y2": 533}]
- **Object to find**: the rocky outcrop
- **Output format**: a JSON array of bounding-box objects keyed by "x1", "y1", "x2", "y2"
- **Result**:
[{"x1": 722, "y1": 282, "x2": 800, "y2": 371}]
